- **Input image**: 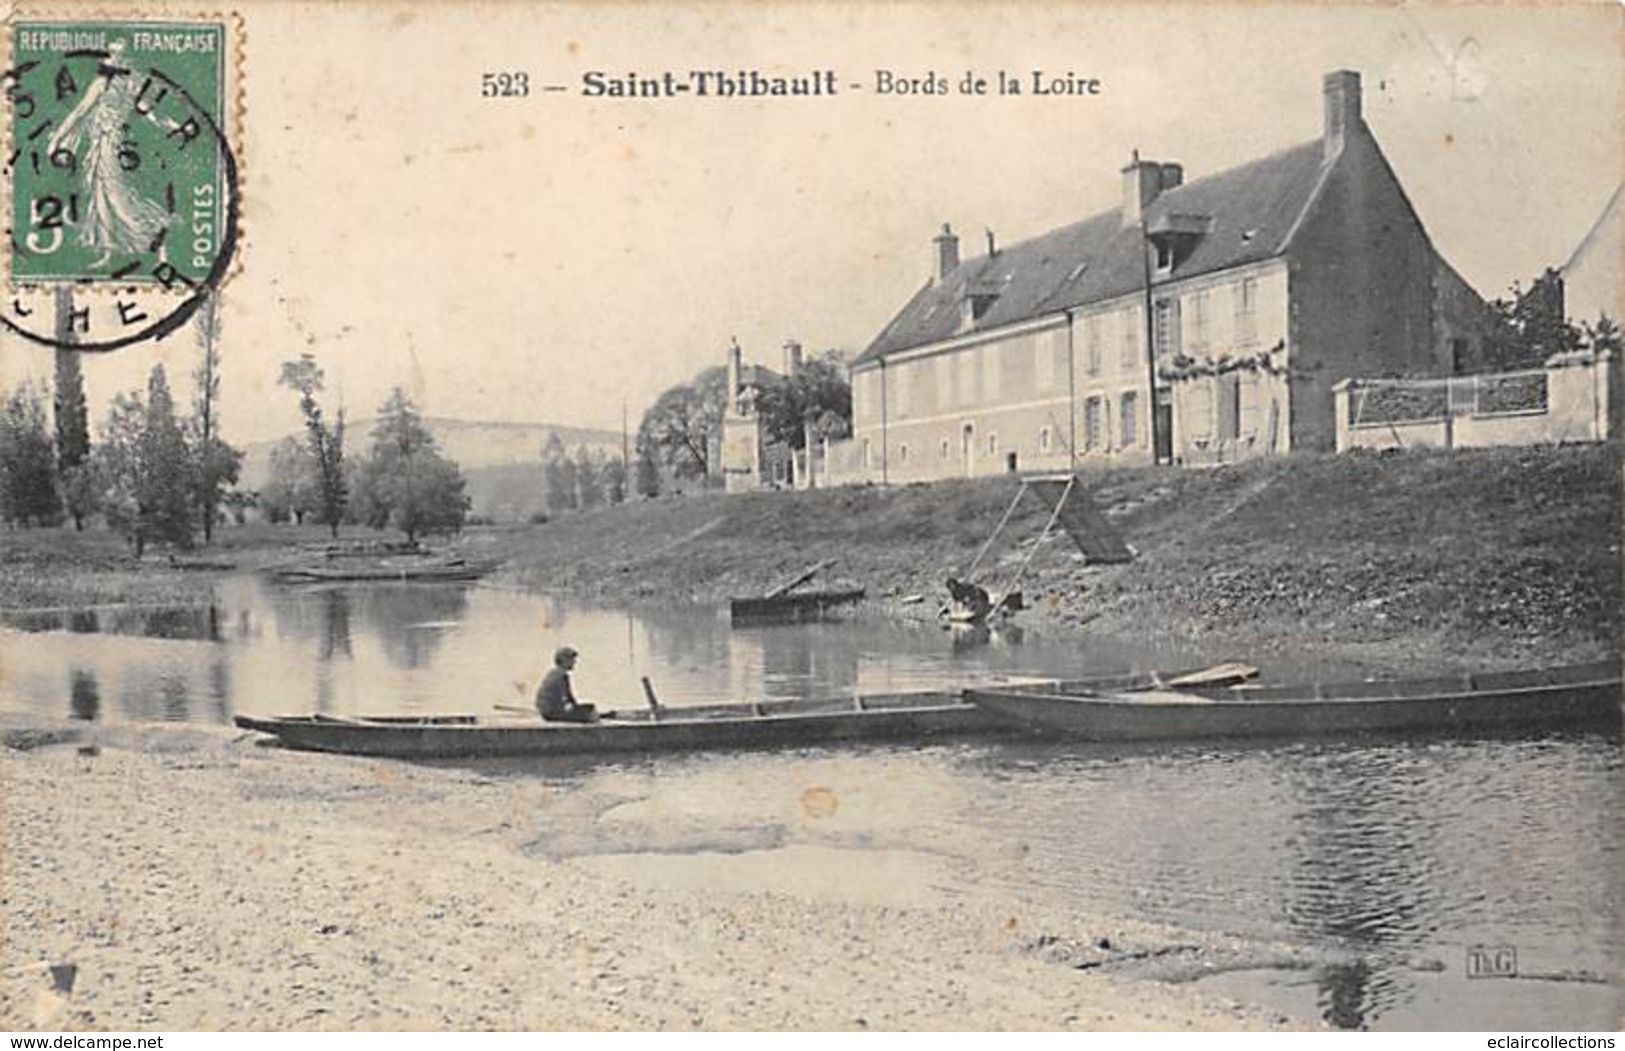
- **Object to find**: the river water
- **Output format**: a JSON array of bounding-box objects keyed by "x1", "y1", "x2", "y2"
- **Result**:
[{"x1": 1, "y1": 576, "x2": 1619, "y2": 1030}]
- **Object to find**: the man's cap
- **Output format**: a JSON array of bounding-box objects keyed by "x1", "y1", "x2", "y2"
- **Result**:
[{"x1": 554, "y1": 646, "x2": 578, "y2": 664}]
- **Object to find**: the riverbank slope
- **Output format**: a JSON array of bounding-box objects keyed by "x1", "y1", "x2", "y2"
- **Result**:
[{"x1": 486, "y1": 445, "x2": 1620, "y2": 674}]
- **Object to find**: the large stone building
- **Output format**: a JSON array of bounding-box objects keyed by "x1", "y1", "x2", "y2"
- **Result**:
[{"x1": 836, "y1": 70, "x2": 1492, "y2": 483}]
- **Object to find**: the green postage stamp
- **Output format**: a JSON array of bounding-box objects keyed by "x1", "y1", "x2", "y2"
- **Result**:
[{"x1": 3, "y1": 17, "x2": 239, "y2": 350}]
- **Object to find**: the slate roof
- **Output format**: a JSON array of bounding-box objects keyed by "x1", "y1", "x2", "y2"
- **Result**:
[{"x1": 857, "y1": 139, "x2": 1330, "y2": 365}]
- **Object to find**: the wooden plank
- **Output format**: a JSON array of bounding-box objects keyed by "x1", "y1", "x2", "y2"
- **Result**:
[{"x1": 763, "y1": 558, "x2": 837, "y2": 599}]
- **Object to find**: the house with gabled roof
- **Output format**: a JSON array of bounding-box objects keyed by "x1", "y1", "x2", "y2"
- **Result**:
[
  {"x1": 1560, "y1": 183, "x2": 1622, "y2": 330},
  {"x1": 832, "y1": 70, "x2": 1493, "y2": 483}
]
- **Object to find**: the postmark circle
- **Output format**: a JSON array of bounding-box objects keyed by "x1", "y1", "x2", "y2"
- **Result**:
[{"x1": 1, "y1": 39, "x2": 239, "y2": 353}]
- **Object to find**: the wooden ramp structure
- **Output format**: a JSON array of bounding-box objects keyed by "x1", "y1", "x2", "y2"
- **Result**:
[
  {"x1": 1019, "y1": 475, "x2": 1134, "y2": 564},
  {"x1": 949, "y1": 474, "x2": 1133, "y2": 623}
]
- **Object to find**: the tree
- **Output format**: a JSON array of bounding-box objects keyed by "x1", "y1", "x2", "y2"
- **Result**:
[
  {"x1": 601, "y1": 455, "x2": 627, "y2": 504},
  {"x1": 637, "y1": 365, "x2": 728, "y2": 479},
  {"x1": 261, "y1": 436, "x2": 317, "y2": 524},
  {"x1": 190, "y1": 291, "x2": 242, "y2": 544},
  {"x1": 0, "y1": 382, "x2": 62, "y2": 527},
  {"x1": 574, "y1": 446, "x2": 604, "y2": 508},
  {"x1": 59, "y1": 459, "x2": 101, "y2": 531},
  {"x1": 756, "y1": 351, "x2": 853, "y2": 454},
  {"x1": 97, "y1": 367, "x2": 194, "y2": 555},
  {"x1": 542, "y1": 431, "x2": 578, "y2": 514},
  {"x1": 354, "y1": 388, "x2": 469, "y2": 544},
  {"x1": 1481, "y1": 269, "x2": 1583, "y2": 372},
  {"x1": 1581, "y1": 314, "x2": 1622, "y2": 357},
  {"x1": 53, "y1": 350, "x2": 89, "y2": 472},
  {"x1": 633, "y1": 438, "x2": 661, "y2": 498},
  {"x1": 278, "y1": 354, "x2": 346, "y2": 538}
]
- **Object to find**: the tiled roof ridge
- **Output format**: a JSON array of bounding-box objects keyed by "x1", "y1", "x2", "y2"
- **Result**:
[{"x1": 857, "y1": 137, "x2": 1329, "y2": 365}]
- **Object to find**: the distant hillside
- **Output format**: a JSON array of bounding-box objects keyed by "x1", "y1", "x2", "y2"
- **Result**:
[{"x1": 239, "y1": 417, "x2": 622, "y2": 520}]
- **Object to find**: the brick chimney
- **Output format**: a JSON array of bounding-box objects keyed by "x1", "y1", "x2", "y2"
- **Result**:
[
  {"x1": 1121, "y1": 151, "x2": 1171, "y2": 227},
  {"x1": 933, "y1": 223, "x2": 960, "y2": 280},
  {"x1": 783, "y1": 339, "x2": 803, "y2": 374},
  {"x1": 1323, "y1": 69, "x2": 1362, "y2": 161}
]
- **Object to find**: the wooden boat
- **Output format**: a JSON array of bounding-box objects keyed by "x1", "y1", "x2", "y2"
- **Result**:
[
  {"x1": 729, "y1": 588, "x2": 866, "y2": 625},
  {"x1": 267, "y1": 558, "x2": 500, "y2": 584},
  {"x1": 234, "y1": 688, "x2": 1009, "y2": 759},
  {"x1": 965, "y1": 660, "x2": 1623, "y2": 743},
  {"x1": 231, "y1": 664, "x2": 1258, "y2": 760}
]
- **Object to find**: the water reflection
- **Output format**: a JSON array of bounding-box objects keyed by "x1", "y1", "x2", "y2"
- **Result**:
[
  {"x1": 0, "y1": 575, "x2": 1615, "y2": 1031},
  {"x1": 1278, "y1": 749, "x2": 1440, "y2": 1027},
  {"x1": 960, "y1": 734, "x2": 1622, "y2": 1030},
  {"x1": 68, "y1": 669, "x2": 99, "y2": 721}
]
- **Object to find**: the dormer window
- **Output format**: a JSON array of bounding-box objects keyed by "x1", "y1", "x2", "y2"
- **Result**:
[
  {"x1": 959, "y1": 278, "x2": 1003, "y2": 330},
  {"x1": 1146, "y1": 212, "x2": 1212, "y2": 275}
]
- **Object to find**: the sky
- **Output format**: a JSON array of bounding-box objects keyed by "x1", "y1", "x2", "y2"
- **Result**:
[{"x1": 1, "y1": 0, "x2": 1619, "y2": 446}]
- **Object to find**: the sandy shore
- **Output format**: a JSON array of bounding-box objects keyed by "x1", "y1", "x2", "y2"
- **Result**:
[{"x1": 0, "y1": 721, "x2": 1313, "y2": 1031}]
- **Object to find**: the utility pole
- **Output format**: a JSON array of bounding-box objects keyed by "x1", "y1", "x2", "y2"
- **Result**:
[{"x1": 1139, "y1": 207, "x2": 1162, "y2": 463}]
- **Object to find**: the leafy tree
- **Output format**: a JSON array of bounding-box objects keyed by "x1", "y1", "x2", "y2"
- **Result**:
[
  {"x1": 53, "y1": 351, "x2": 89, "y2": 471},
  {"x1": 53, "y1": 343, "x2": 95, "y2": 530},
  {"x1": 575, "y1": 446, "x2": 604, "y2": 508},
  {"x1": 52, "y1": 288, "x2": 90, "y2": 480},
  {"x1": 601, "y1": 455, "x2": 627, "y2": 504},
  {"x1": 278, "y1": 354, "x2": 346, "y2": 538},
  {"x1": 261, "y1": 436, "x2": 317, "y2": 524},
  {"x1": 59, "y1": 461, "x2": 101, "y2": 531},
  {"x1": 0, "y1": 382, "x2": 62, "y2": 527},
  {"x1": 541, "y1": 431, "x2": 578, "y2": 514},
  {"x1": 637, "y1": 365, "x2": 728, "y2": 479},
  {"x1": 353, "y1": 388, "x2": 468, "y2": 543},
  {"x1": 1482, "y1": 269, "x2": 1583, "y2": 372},
  {"x1": 190, "y1": 291, "x2": 242, "y2": 543},
  {"x1": 97, "y1": 367, "x2": 194, "y2": 555},
  {"x1": 756, "y1": 351, "x2": 853, "y2": 453},
  {"x1": 633, "y1": 438, "x2": 661, "y2": 498},
  {"x1": 1581, "y1": 314, "x2": 1622, "y2": 357}
]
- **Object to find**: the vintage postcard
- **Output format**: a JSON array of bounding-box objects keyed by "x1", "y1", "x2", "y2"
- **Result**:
[{"x1": 0, "y1": 0, "x2": 1620, "y2": 1035}]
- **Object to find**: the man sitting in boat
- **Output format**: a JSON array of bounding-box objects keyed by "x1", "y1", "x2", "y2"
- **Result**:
[{"x1": 535, "y1": 647, "x2": 599, "y2": 724}]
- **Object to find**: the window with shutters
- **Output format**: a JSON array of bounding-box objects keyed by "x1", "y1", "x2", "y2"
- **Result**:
[
  {"x1": 1083, "y1": 397, "x2": 1103, "y2": 449},
  {"x1": 1120, "y1": 306, "x2": 1140, "y2": 369},
  {"x1": 1154, "y1": 298, "x2": 1180, "y2": 359},
  {"x1": 1190, "y1": 291, "x2": 1209, "y2": 352},
  {"x1": 1235, "y1": 277, "x2": 1258, "y2": 347},
  {"x1": 1085, "y1": 315, "x2": 1103, "y2": 375},
  {"x1": 1120, "y1": 391, "x2": 1139, "y2": 448}
]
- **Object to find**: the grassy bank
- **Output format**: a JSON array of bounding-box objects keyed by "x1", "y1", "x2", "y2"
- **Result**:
[
  {"x1": 0, "y1": 523, "x2": 370, "y2": 611},
  {"x1": 3, "y1": 445, "x2": 1617, "y2": 673},
  {"x1": 486, "y1": 445, "x2": 1620, "y2": 673}
]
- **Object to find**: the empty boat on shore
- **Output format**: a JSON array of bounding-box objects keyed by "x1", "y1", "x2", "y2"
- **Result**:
[{"x1": 965, "y1": 660, "x2": 1622, "y2": 743}]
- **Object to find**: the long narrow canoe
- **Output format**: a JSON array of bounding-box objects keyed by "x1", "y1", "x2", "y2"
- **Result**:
[
  {"x1": 966, "y1": 660, "x2": 1622, "y2": 743},
  {"x1": 267, "y1": 559, "x2": 501, "y2": 584},
  {"x1": 234, "y1": 689, "x2": 1007, "y2": 759},
  {"x1": 230, "y1": 664, "x2": 1257, "y2": 759}
]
